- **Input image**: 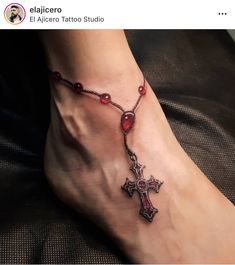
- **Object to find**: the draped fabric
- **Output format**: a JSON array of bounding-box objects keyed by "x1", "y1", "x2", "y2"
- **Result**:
[{"x1": 0, "y1": 30, "x2": 234, "y2": 263}]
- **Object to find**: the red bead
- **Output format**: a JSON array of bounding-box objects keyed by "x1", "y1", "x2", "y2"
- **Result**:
[
  {"x1": 100, "y1": 93, "x2": 111, "y2": 104},
  {"x1": 138, "y1": 85, "x2": 146, "y2": 95},
  {"x1": 74, "y1": 82, "x2": 83, "y2": 94},
  {"x1": 52, "y1": 71, "x2": 62, "y2": 81},
  {"x1": 121, "y1": 111, "x2": 135, "y2": 133}
]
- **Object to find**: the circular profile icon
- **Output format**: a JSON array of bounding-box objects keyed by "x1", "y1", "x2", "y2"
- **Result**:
[{"x1": 4, "y1": 3, "x2": 26, "y2": 25}]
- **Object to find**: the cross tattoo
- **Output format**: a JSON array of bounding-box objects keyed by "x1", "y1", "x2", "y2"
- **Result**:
[{"x1": 121, "y1": 157, "x2": 163, "y2": 222}]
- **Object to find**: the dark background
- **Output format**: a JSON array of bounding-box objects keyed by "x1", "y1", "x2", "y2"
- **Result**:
[{"x1": 0, "y1": 30, "x2": 235, "y2": 263}]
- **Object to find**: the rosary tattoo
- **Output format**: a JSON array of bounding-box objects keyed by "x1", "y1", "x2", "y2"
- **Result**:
[{"x1": 50, "y1": 70, "x2": 163, "y2": 222}]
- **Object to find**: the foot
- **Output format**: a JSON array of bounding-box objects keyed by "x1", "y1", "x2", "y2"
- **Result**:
[{"x1": 44, "y1": 70, "x2": 235, "y2": 263}]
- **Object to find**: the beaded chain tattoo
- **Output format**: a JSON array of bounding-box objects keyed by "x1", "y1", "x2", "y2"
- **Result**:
[{"x1": 50, "y1": 70, "x2": 163, "y2": 222}]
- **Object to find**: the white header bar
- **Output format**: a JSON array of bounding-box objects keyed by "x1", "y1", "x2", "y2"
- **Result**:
[{"x1": 0, "y1": 0, "x2": 234, "y2": 29}]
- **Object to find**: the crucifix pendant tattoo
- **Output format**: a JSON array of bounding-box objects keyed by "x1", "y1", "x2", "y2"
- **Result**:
[
  {"x1": 121, "y1": 109, "x2": 163, "y2": 222},
  {"x1": 121, "y1": 154, "x2": 163, "y2": 222},
  {"x1": 51, "y1": 70, "x2": 164, "y2": 223}
]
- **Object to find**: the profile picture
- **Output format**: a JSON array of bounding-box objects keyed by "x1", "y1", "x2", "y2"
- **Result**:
[{"x1": 4, "y1": 3, "x2": 26, "y2": 25}]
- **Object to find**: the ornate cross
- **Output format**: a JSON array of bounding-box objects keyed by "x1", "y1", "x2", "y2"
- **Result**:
[{"x1": 122, "y1": 157, "x2": 163, "y2": 222}]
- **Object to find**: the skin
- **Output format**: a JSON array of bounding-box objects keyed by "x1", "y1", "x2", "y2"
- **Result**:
[
  {"x1": 10, "y1": 7, "x2": 19, "y2": 19},
  {"x1": 41, "y1": 30, "x2": 235, "y2": 263}
]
